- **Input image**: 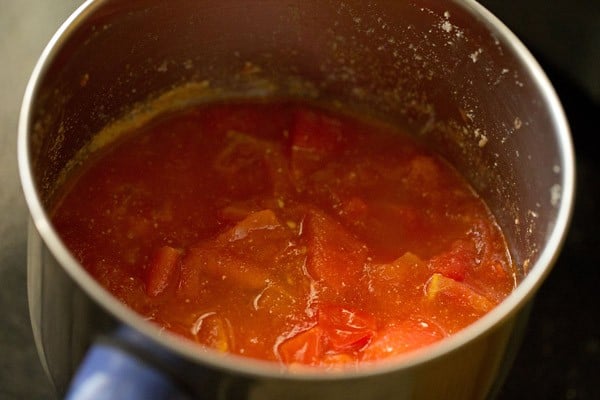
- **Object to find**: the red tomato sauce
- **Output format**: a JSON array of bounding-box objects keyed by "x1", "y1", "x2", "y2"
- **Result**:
[{"x1": 51, "y1": 101, "x2": 516, "y2": 368}]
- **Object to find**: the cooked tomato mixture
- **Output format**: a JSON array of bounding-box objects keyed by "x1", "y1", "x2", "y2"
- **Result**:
[{"x1": 51, "y1": 101, "x2": 516, "y2": 368}]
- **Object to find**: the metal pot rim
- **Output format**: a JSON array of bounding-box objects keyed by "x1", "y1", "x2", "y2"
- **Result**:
[{"x1": 18, "y1": 0, "x2": 575, "y2": 380}]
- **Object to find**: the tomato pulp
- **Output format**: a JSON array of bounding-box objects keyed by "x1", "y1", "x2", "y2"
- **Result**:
[{"x1": 51, "y1": 101, "x2": 516, "y2": 369}]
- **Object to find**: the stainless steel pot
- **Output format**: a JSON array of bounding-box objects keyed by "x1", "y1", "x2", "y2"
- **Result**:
[{"x1": 18, "y1": 0, "x2": 575, "y2": 399}]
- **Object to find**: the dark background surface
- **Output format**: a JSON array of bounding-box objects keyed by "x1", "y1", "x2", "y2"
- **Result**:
[{"x1": 1, "y1": 1, "x2": 598, "y2": 399}]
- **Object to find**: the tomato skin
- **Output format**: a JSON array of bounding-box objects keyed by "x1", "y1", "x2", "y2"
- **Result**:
[
  {"x1": 279, "y1": 305, "x2": 377, "y2": 365},
  {"x1": 145, "y1": 246, "x2": 181, "y2": 297},
  {"x1": 318, "y1": 304, "x2": 377, "y2": 352},
  {"x1": 303, "y1": 209, "x2": 368, "y2": 290}
]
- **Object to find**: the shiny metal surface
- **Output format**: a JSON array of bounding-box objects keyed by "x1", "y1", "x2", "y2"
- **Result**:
[{"x1": 19, "y1": 0, "x2": 574, "y2": 398}]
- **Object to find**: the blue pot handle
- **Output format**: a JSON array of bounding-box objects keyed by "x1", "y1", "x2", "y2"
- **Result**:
[{"x1": 65, "y1": 325, "x2": 191, "y2": 400}]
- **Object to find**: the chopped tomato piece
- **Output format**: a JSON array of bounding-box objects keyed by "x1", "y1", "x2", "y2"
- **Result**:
[
  {"x1": 219, "y1": 209, "x2": 281, "y2": 242},
  {"x1": 278, "y1": 326, "x2": 324, "y2": 365},
  {"x1": 318, "y1": 304, "x2": 376, "y2": 352},
  {"x1": 145, "y1": 246, "x2": 181, "y2": 297},
  {"x1": 177, "y1": 248, "x2": 206, "y2": 299},
  {"x1": 371, "y1": 252, "x2": 424, "y2": 282},
  {"x1": 206, "y1": 255, "x2": 270, "y2": 290},
  {"x1": 191, "y1": 313, "x2": 233, "y2": 353},
  {"x1": 428, "y1": 239, "x2": 477, "y2": 281},
  {"x1": 349, "y1": 202, "x2": 429, "y2": 260},
  {"x1": 252, "y1": 281, "x2": 307, "y2": 319},
  {"x1": 303, "y1": 209, "x2": 368, "y2": 289},
  {"x1": 425, "y1": 273, "x2": 496, "y2": 313},
  {"x1": 362, "y1": 319, "x2": 445, "y2": 361},
  {"x1": 180, "y1": 246, "x2": 270, "y2": 295}
]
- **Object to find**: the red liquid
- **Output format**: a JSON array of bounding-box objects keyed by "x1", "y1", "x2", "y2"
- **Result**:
[{"x1": 51, "y1": 101, "x2": 515, "y2": 368}]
